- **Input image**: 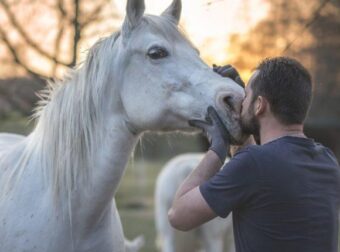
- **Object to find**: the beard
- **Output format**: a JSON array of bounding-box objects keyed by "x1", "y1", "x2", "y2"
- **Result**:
[{"x1": 240, "y1": 103, "x2": 260, "y2": 142}]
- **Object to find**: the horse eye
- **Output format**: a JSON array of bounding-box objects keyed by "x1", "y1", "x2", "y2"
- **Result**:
[{"x1": 147, "y1": 46, "x2": 169, "y2": 60}]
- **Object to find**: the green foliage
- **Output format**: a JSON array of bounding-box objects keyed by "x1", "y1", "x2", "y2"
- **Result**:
[
  {"x1": 133, "y1": 132, "x2": 207, "y2": 160},
  {"x1": 117, "y1": 160, "x2": 164, "y2": 252},
  {"x1": 0, "y1": 113, "x2": 34, "y2": 135}
]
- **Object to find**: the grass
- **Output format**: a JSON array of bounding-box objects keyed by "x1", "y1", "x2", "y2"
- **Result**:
[
  {"x1": 0, "y1": 112, "x2": 34, "y2": 135},
  {"x1": 117, "y1": 159, "x2": 165, "y2": 252}
]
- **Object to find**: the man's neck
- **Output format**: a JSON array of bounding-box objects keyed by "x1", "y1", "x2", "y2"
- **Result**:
[{"x1": 259, "y1": 117, "x2": 305, "y2": 145}]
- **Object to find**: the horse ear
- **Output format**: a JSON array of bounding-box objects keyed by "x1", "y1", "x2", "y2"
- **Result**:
[
  {"x1": 161, "y1": 0, "x2": 181, "y2": 25},
  {"x1": 122, "y1": 0, "x2": 145, "y2": 38}
]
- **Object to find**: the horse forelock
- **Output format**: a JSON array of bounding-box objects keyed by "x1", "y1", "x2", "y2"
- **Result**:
[{"x1": 140, "y1": 15, "x2": 192, "y2": 46}]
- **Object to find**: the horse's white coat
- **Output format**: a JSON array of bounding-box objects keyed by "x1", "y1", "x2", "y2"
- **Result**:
[
  {"x1": 0, "y1": 1, "x2": 244, "y2": 251},
  {"x1": 155, "y1": 153, "x2": 235, "y2": 252}
]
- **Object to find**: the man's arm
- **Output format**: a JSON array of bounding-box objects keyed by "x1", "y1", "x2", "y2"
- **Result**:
[
  {"x1": 168, "y1": 150, "x2": 221, "y2": 231},
  {"x1": 168, "y1": 106, "x2": 231, "y2": 231},
  {"x1": 168, "y1": 135, "x2": 256, "y2": 231}
]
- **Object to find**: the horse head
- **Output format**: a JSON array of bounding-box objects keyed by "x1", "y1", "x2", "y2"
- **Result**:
[{"x1": 112, "y1": 0, "x2": 245, "y2": 142}]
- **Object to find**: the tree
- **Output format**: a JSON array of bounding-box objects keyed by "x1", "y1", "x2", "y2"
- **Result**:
[
  {"x1": 227, "y1": 0, "x2": 314, "y2": 77},
  {"x1": 0, "y1": 0, "x2": 120, "y2": 79},
  {"x1": 227, "y1": 0, "x2": 340, "y2": 94},
  {"x1": 227, "y1": 0, "x2": 340, "y2": 158}
]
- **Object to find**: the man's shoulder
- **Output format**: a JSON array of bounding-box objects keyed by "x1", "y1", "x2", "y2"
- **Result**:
[
  {"x1": 235, "y1": 136, "x2": 314, "y2": 157},
  {"x1": 319, "y1": 144, "x2": 339, "y2": 166},
  {"x1": 229, "y1": 145, "x2": 262, "y2": 170},
  {"x1": 232, "y1": 141, "x2": 284, "y2": 166},
  {"x1": 233, "y1": 144, "x2": 263, "y2": 159}
]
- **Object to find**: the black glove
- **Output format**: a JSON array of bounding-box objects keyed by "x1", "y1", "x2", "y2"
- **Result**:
[
  {"x1": 189, "y1": 106, "x2": 231, "y2": 163},
  {"x1": 213, "y1": 64, "x2": 245, "y2": 88}
]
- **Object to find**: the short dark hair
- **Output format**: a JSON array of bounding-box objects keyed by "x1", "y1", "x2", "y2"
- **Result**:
[{"x1": 251, "y1": 57, "x2": 312, "y2": 125}]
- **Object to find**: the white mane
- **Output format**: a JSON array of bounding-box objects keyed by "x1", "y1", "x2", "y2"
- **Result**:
[
  {"x1": 35, "y1": 33, "x2": 122, "y2": 197},
  {"x1": 1, "y1": 32, "x2": 120, "y2": 201}
]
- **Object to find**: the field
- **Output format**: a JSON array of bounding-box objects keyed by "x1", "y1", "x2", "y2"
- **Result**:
[{"x1": 118, "y1": 159, "x2": 165, "y2": 252}]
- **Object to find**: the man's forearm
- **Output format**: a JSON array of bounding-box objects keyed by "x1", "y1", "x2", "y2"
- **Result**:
[
  {"x1": 168, "y1": 150, "x2": 222, "y2": 230},
  {"x1": 172, "y1": 136, "x2": 256, "y2": 203},
  {"x1": 173, "y1": 150, "x2": 222, "y2": 202}
]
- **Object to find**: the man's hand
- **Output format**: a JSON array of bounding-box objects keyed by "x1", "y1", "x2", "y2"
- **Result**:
[
  {"x1": 213, "y1": 64, "x2": 245, "y2": 88},
  {"x1": 189, "y1": 106, "x2": 231, "y2": 163}
]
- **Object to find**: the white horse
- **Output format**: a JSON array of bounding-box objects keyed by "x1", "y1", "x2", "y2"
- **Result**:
[
  {"x1": 124, "y1": 236, "x2": 145, "y2": 252},
  {"x1": 155, "y1": 153, "x2": 235, "y2": 252},
  {"x1": 0, "y1": 0, "x2": 245, "y2": 251}
]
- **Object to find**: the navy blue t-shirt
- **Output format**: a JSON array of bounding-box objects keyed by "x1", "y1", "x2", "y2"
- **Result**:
[{"x1": 200, "y1": 136, "x2": 340, "y2": 252}]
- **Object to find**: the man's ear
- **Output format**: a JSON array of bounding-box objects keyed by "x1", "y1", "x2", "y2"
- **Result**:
[{"x1": 254, "y1": 96, "x2": 267, "y2": 116}]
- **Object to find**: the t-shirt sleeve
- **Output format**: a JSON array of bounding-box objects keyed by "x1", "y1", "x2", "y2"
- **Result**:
[{"x1": 199, "y1": 148, "x2": 259, "y2": 218}]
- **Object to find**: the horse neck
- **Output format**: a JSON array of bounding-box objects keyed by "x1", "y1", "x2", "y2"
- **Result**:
[
  {"x1": 89, "y1": 115, "x2": 140, "y2": 197},
  {"x1": 31, "y1": 65, "x2": 139, "y2": 205},
  {"x1": 70, "y1": 115, "x2": 141, "y2": 227}
]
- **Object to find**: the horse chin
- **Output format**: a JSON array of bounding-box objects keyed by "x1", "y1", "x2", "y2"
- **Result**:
[{"x1": 219, "y1": 110, "x2": 246, "y2": 145}]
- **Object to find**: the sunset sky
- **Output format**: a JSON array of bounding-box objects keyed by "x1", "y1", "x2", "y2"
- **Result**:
[
  {"x1": 114, "y1": 0, "x2": 269, "y2": 63},
  {"x1": 0, "y1": 0, "x2": 270, "y2": 78}
]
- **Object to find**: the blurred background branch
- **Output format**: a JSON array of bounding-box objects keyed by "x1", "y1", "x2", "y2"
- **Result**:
[
  {"x1": 0, "y1": 0, "x2": 69, "y2": 67},
  {"x1": 283, "y1": 0, "x2": 331, "y2": 52},
  {"x1": 0, "y1": 0, "x2": 119, "y2": 79},
  {"x1": 0, "y1": 26, "x2": 47, "y2": 79}
]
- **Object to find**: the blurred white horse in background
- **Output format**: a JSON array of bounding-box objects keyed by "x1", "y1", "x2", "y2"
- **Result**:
[
  {"x1": 155, "y1": 153, "x2": 235, "y2": 252},
  {"x1": 0, "y1": 0, "x2": 245, "y2": 251},
  {"x1": 125, "y1": 236, "x2": 145, "y2": 252}
]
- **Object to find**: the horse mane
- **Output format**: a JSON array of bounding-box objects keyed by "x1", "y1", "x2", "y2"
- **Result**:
[{"x1": 0, "y1": 32, "x2": 119, "y2": 202}]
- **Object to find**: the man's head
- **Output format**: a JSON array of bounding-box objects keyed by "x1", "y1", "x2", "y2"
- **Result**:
[{"x1": 240, "y1": 57, "x2": 313, "y2": 137}]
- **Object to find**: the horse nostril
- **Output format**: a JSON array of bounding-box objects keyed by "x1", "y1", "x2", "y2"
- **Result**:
[{"x1": 223, "y1": 95, "x2": 235, "y2": 112}]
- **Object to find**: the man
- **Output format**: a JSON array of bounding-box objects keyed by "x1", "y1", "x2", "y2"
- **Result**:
[{"x1": 168, "y1": 57, "x2": 340, "y2": 252}]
